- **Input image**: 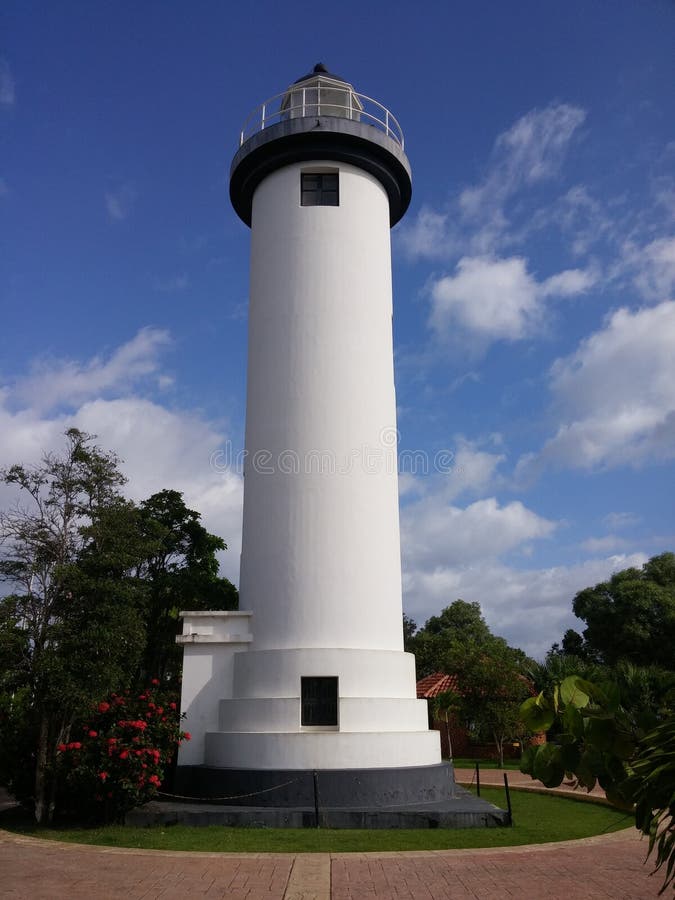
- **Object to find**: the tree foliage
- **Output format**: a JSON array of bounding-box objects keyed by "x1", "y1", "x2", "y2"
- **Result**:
[
  {"x1": 0, "y1": 430, "x2": 236, "y2": 823},
  {"x1": 568, "y1": 553, "x2": 675, "y2": 667},
  {"x1": 136, "y1": 489, "x2": 238, "y2": 681},
  {"x1": 407, "y1": 599, "x2": 495, "y2": 678},
  {"x1": 408, "y1": 600, "x2": 534, "y2": 766},
  {"x1": 520, "y1": 675, "x2": 675, "y2": 893}
]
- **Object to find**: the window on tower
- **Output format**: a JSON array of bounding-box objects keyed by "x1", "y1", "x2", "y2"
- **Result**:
[
  {"x1": 301, "y1": 172, "x2": 339, "y2": 207},
  {"x1": 301, "y1": 676, "x2": 338, "y2": 726}
]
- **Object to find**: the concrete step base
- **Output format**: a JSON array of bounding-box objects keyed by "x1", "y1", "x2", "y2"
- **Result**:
[{"x1": 128, "y1": 785, "x2": 509, "y2": 829}]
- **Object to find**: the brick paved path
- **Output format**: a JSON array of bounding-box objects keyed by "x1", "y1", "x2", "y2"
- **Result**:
[
  {"x1": 332, "y1": 831, "x2": 658, "y2": 899},
  {"x1": 0, "y1": 827, "x2": 661, "y2": 899},
  {"x1": 0, "y1": 777, "x2": 663, "y2": 899}
]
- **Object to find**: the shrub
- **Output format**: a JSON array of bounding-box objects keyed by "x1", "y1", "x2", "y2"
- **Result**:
[{"x1": 56, "y1": 681, "x2": 189, "y2": 823}]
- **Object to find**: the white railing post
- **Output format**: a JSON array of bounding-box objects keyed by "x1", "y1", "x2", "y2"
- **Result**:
[{"x1": 238, "y1": 89, "x2": 404, "y2": 150}]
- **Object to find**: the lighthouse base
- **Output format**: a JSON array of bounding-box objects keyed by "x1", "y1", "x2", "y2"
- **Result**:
[{"x1": 128, "y1": 762, "x2": 510, "y2": 829}]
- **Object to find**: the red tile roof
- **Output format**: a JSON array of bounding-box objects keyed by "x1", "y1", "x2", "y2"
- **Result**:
[{"x1": 416, "y1": 672, "x2": 460, "y2": 698}]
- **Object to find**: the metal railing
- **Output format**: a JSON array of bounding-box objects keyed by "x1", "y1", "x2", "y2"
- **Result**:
[{"x1": 239, "y1": 83, "x2": 404, "y2": 150}]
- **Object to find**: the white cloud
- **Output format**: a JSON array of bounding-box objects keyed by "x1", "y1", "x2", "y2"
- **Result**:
[
  {"x1": 602, "y1": 511, "x2": 641, "y2": 530},
  {"x1": 403, "y1": 552, "x2": 647, "y2": 659},
  {"x1": 431, "y1": 256, "x2": 539, "y2": 341},
  {"x1": 72, "y1": 398, "x2": 243, "y2": 582},
  {"x1": 460, "y1": 103, "x2": 587, "y2": 220},
  {"x1": 0, "y1": 59, "x2": 15, "y2": 107},
  {"x1": 540, "y1": 267, "x2": 597, "y2": 297},
  {"x1": 522, "y1": 301, "x2": 675, "y2": 471},
  {"x1": 397, "y1": 207, "x2": 452, "y2": 260},
  {"x1": 105, "y1": 184, "x2": 136, "y2": 221},
  {"x1": 652, "y1": 176, "x2": 675, "y2": 222},
  {"x1": 448, "y1": 440, "x2": 504, "y2": 500},
  {"x1": 153, "y1": 274, "x2": 189, "y2": 293},
  {"x1": 401, "y1": 495, "x2": 556, "y2": 570},
  {"x1": 580, "y1": 535, "x2": 629, "y2": 553},
  {"x1": 0, "y1": 335, "x2": 243, "y2": 584},
  {"x1": 632, "y1": 236, "x2": 675, "y2": 301},
  {"x1": 400, "y1": 438, "x2": 504, "y2": 504},
  {"x1": 399, "y1": 103, "x2": 587, "y2": 261},
  {"x1": 429, "y1": 256, "x2": 594, "y2": 346},
  {"x1": 12, "y1": 327, "x2": 171, "y2": 412}
]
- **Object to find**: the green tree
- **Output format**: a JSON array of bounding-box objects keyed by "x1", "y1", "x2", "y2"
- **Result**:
[
  {"x1": 446, "y1": 637, "x2": 532, "y2": 767},
  {"x1": 0, "y1": 430, "x2": 148, "y2": 822},
  {"x1": 0, "y1": 432, "x2": 238, "y2": 823},
  {"x1": 429, "y1": 688, "x2": 461, "y2": 759},
  {"x1": 402, "y1": 613, "x2": 417, "y2": 652},
  {"x1": 135, "y1": 490, "x2": 238, "y2": 682},
  {"x1": 520, "y1": 675, "x2": 675, "y2": 893},
  {"x1": 408, "y1": 601, "x2": 533, "y2": 765},
  {"x1": 408, "y1": 600, "x2": 494, "y2": 678},
  {"x1": 571, "y1": 553, "x2": 675, "y2": 667}
]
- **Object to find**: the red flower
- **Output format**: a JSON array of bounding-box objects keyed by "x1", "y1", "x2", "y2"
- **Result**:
[
  {"x1": 98, "y1": 701, "x2": 111, "y2": 713},
  {"x1": 157, "y1": 706, "x2": 164, "y2": 715},
  {"x1": 169, "y1": 702, "x2": 177, "y2": 711},
  {"x1": 107, "y1": 737, "x2": 117, "y2": 745},
  {"x1": 147, "y1": 702, "x2": 156, "y2": 710},
  {"x1": 151, "y1": 678, "x2": 160, "y2": 686},
  {"x1": 56, "y1": 743, "x2": 67, "y2": 752},
  {"x1": 68, "y1": 741, "x2": 82, "y2": 750},
  {"x1": 148, "y1": 774, "x2": 161, "y2": 787},
  {"x1": 88, "y1": 730, "x2": 98, "y2": 738},
  {"x1": 98, "y1": 771, "x2": 109, "y2": 782},
  {"x1": 119, "y1": 750, "x2": 129, "y2": 760},
  {"x1": 135, "y1": 750, "x2": 143, "y2": 757},
  {"x1": 183, "y1": 732, "x2": 192, "y2": 741}
]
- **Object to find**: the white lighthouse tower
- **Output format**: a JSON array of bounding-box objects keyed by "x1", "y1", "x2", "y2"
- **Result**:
[{"x1": 172, "y1": 66, "x2": 505, "y2": 826}]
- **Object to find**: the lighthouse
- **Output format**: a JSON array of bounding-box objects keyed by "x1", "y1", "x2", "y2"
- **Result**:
[{"x1": 172, "y1": 66, "x2": 506, "y2": 827}]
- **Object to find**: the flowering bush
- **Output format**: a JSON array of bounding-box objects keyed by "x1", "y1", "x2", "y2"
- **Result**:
[{"x1": 56, "y1": 681, "x2": 189, "y2": 823}]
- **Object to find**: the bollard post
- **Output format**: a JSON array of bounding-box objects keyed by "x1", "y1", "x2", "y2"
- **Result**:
[{"x1": 503, "y1": 772, "x2": 513, "y2": 826}]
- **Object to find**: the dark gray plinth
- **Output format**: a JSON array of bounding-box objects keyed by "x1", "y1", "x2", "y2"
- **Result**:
[{"x1": 128, "y1": 763, "x2": 510, "y2": 829}]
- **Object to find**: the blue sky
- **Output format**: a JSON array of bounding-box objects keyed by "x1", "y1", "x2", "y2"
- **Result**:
[{"x1": 2, "y1": 1, "x2": 674, "y2": 658}]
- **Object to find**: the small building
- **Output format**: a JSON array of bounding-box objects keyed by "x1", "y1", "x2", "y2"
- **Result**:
[{"x1": 417, "y1": 672, "x2": 546, "y2": 761}]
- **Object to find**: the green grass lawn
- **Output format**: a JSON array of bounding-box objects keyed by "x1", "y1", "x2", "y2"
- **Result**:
[
  {"x1": 0, "y1": 787, "x2": 633, "y2": 853},
  {"x1": 452, "y1": 758, "x2": 522, "y2": 770}
]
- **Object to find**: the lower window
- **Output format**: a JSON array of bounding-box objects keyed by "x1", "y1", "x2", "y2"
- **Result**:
[{"x1": 301, "y1": 676, "x2": 338, "y2": 726}]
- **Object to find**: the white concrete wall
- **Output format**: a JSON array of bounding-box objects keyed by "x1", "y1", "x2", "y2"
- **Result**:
[
  {"x1": 176, "y1": 611, "x2": 252, "y2": 766},
  {"x1": 187, "y1": 157, "x2": 442, "y2": 772},
  {"x1": 239, "y1": 160, "x2": 403, "y2": 653},
  {"x1": 219, "y1": 696, "x2": 429, "y2": 733},
  {"x1": 231, "y1": 648, "x2": 417, "y2": 699},
  {"x1": 205, "y1": 729, "x2": 441, "y2": 770}
]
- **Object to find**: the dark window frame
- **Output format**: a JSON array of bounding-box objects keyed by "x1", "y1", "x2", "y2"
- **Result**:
[
  {"x1": 301, "y1": 171, "x2": 339, "y2": 207},
  {"x1": 301, "y1": 676, "x2": 339, "y2": 726}
]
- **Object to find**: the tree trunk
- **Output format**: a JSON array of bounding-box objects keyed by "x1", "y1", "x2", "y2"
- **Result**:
[
  {"x1": 494, "y1": 730, "x2": 504, "y2": 769},
  {"x1": 34, "y1": 714, "x2": 51, "y2": 824},
  {"x1": 444, "y1": 713, "x2": 453, "y2": 759}
]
